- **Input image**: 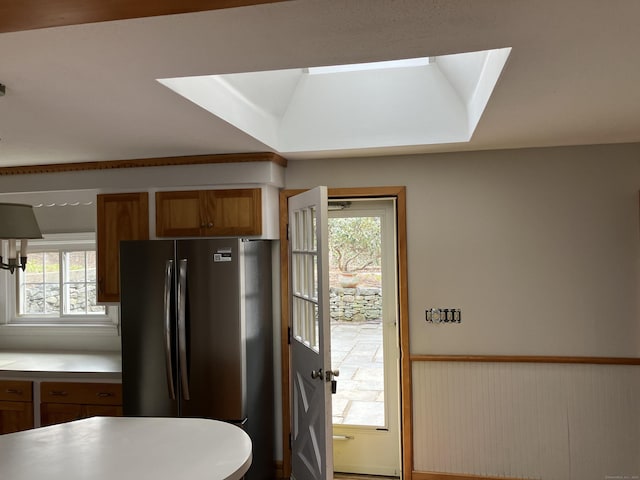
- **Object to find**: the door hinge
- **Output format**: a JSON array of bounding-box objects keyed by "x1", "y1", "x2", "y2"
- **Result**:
[
  {"x1": 289, "y1": 433, "x2": 292, "y2": 450},
  {"x1": 286, "y1": 223, "x2": 290, "y2": 240},
  {"x1": 288, "y1": 326, "x2": 292, "y2": 344}
]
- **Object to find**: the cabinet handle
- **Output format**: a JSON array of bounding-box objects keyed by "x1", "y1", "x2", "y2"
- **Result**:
[
  {"x1": 200, "y1": 222, "x2": 213, "y2": 228},
  {"x1": 96, "y1": 392, "x2": 115, "y2": 398},
  {"x1": 49, "y1": 390, "x2": 68, "y2": 396},
  {"x1": 4, "y1": 389, "x2": 22, "y2": 395}
]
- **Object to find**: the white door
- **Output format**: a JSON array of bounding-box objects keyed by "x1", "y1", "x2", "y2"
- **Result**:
[{"x1": 289, "y1": 187, "x2": 333, "y2": 480}]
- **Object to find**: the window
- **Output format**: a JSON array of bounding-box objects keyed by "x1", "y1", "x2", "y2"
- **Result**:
[
  {"x1": 18, "y1": 250, "x2": 104, "y2": 317},
  {"x1": 10, "y1": 233, "x2": 112, "y2": 326}
]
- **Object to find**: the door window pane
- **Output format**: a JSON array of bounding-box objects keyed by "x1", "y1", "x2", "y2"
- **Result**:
[{"x1": 291, "y1": 205, "x2": 320, "y2": 353}]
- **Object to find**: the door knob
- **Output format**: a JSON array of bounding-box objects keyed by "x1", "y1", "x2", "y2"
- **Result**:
[
  {"x1": 311, "y1": 369, "x2": 323, "y2": 380},
  {"x1": 325, "y1": 369, "x2": 339, "y2": 381}
]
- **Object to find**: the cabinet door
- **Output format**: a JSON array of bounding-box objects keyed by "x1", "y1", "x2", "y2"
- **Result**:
[
  {"x1": 156, "y1": 188, "x2": 262, "y2": 237},
  {"x1": 209, "y1": 188, "x2": 262, "y2": 236},
  {"x1": 40, "y1": 404, "x2": 124, "y2": 427},
  {"x1": 155, "y1": 190, "x2": 204, "y2": 237},
  {"x1": 0, "y1": 380, "x2": 34, "y2": 434},
  {"x1": 0, "y1": 401, "x2": 34, "y2": 434},
  {"x1": 85, "y1": 405, "x2": 123, "y2": 418},
  {"x1": 40, "y1": 403, "x2": 84, "y2": 426},
  {"x1": 97, "y1": 192, "x2": 149, "y2": 302}
]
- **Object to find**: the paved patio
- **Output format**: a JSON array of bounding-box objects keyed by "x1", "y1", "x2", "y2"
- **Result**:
[{"x1": 330, "y1": 320, "x2": 385, "y2": 426}]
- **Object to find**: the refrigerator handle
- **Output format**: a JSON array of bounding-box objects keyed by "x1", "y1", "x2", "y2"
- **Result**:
[
  {"x1": 164, "y1": 260, "x2": 176, "y2": 401},
  {"x1": 178, "y1": 258, "x2": 191, "y2": 400}
]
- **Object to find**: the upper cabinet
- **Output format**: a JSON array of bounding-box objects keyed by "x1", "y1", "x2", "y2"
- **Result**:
[
  {"x1": 155, "y1": 188, "x2": 262, "y2": 238},
  {"x1": 97, "y1": 192, "x2": 149, "y2": 303}
]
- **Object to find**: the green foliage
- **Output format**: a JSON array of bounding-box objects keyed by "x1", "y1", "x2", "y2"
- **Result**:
[
  {"x1": 328, "y1": 216, "x2": 381, "y2": 272},
  {"x1": 24, "y1": 252, "x2": 59, "y2": 274}
]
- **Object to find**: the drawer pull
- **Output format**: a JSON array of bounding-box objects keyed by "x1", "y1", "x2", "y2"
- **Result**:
[
  {"x1": 4, "y1": 389, "x2": 23, "y2": 395},
  {"x1": 49, "y1": 390, "x2": 68, "y2": 396},
  {"x1": 96, "y1": 392, "x2": 115, "y2": 398}
]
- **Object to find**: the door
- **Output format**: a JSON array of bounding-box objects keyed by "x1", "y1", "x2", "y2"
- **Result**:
[
  {"x1": 176, "y1": 238, "x2": 246, "y2": 421},
  {"x1": 209, "y1": 188, "x2": 262, "y2": 235},
  {"x1": 155, "y1": 190, "x2": 203, "y2": 237},
  {"x1": 289, "y1": 187, "x2": 333, "y2": 480},
  {"x1": 120, "y1": 240, "x2": 178, "y2": 417},
  {"x1": 96, "y1": 192, "x2": 149, "y2": 302},
  {"x1": 330, "y1": 199, "x2": 401, "y2": 476}
]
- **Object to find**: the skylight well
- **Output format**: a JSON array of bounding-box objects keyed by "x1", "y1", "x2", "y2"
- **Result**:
[
  {"x1": 307, "y1": 57, "x2": 432, "y2": 75},
  {"x1": 158, "y1": 48, "x2": 511, "y2": 156}
]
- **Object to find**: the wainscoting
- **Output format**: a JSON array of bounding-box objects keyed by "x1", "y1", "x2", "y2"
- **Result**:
[{"x1": 411, "y1": 359, "x2": 640, "y2": 480}]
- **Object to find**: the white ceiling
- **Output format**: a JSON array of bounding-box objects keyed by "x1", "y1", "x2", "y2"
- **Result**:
[{"x1": 1, "y1": 0, "x2": 640, "y2": 167}]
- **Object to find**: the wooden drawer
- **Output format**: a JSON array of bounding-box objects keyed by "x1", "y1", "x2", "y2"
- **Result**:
[
  {"x1": 0, "y1": 380, "x2": 33, "y2": 402},
  {"x1": 40, "y1": 382, "x2": 122, "y2": 406}
]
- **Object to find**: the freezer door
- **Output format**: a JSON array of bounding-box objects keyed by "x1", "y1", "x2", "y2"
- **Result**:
[
  {"x1": 120, "y1": 240, "x2": 179, "y2": 417},
  {"x1": 176, "y1": 238, "x2": 245, "y2": 421}
]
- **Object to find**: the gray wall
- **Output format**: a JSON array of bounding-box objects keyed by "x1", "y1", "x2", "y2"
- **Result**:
[
  {"x1": 1, "y1": 144, "x2": 638, "y2": 357},
  {"x1": 285, "y1": 143, "x2": 640, "y2": 357}
]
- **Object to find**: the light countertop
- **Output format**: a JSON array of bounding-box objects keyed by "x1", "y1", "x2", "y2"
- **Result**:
[
  {"x1": 0, "y1": 416, "x2": 252, "y2": 480},
  {"x1": 0, "y1": 350, "x2": 121, "y2": 379}
]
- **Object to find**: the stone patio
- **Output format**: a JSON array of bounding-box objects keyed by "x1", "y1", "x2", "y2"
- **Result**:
[{"x1": 330, "y1": 320, "x2": 385, "y2": 426}]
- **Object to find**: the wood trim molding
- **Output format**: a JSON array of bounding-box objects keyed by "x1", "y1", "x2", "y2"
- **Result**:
[
  {"x1": 278, "y1": 189, "x2": 293, "y2": 479},
  {"x1": 0, "y1": 152, "x2": 287, "y2": 176},
  {"x1": 413, "y1": 470, "x2": 525, "y2": 480},
  {"x1": 410, "y1": 354, "x2": 640, "y2": 365},
  {"x1": 274, "y1": 460, "x2": 284, "y2": 480},
  {"x1": 395, "y1": 187, "x2": 413, "y2": 480},
  {"x1": 328, "y1": 186, "x2": 411, "y2": 198},
  {"x1": 0, "y1": 0, "x2": 288, "y2": 34},
  {"x1": 279, "y1": 186, "x2": 411, "y2": 479}
]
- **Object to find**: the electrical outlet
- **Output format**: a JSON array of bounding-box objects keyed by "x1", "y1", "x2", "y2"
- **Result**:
[{"x1": 426, "y1": 308, "x2": 462, "y2": 324}]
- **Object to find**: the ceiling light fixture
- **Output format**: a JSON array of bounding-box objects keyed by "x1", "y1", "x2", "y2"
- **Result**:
[
  {"x1": 307, "y1": 56, "x2": 431, "y2": 75},
  {"x1": 0, "y1": 203, "x2": 43, "y2": 274}
]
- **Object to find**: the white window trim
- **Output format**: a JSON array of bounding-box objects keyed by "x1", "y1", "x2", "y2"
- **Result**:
[{"x1": 0, "y1": 233, "x2": 118, "y2": 336}]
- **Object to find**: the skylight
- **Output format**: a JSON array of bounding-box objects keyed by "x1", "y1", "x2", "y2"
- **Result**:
[
  {"x1": 307, "y1": 57, "x2": 432, "y2": 75},
  {"x1": 157, "y1": 48, "x2": 511, "y2": 156}
]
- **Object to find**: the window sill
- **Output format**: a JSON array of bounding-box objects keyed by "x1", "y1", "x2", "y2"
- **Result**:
[{"x1": 0, "y1": 323, "x2": 118, "y2": 336}]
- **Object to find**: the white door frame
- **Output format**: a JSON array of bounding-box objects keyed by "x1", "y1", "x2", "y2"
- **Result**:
[
  {"x1": 280, "y1": 186, "x2": 412, "y2": 480},
  {"x1": 330, "y1": 198, "x2": 401, "y2": 476}
]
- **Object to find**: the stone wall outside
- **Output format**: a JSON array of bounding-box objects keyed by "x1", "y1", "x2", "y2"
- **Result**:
[
  {"x1": 329, "y1": 286, "x2": 382, "y2": 322},
  {"x1": 22, "y1": 283, "x2": 101, "y2": 314}
]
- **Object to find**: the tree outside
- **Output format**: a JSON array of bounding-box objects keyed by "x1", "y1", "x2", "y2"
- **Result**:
[{"x1": 328, "y1": 216, "x2": 381, "y2": 287}]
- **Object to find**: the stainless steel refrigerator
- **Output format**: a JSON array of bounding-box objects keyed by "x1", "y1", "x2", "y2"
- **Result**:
[{"x1": 119, "y1": 238, "x2": 274, "y2": 480}]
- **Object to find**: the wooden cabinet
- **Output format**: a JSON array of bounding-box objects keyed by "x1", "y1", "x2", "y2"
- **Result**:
[
  {"x1": 40, "y1": 382, "x2": 122, "y2": 427},
  {"x1": 0, "y1": 380, "x2": 34, "y2": 434},
  {"x1": 155, "y1": 188, "x2": 262, "y2": 237},
  {"x1": 97, "y1": 192, "x2": 149, "y2": 302}
]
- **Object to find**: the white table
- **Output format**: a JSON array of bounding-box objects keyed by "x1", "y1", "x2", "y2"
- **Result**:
[{"x1": 0, "y1": 417, "x2": 252, "y2": 480}]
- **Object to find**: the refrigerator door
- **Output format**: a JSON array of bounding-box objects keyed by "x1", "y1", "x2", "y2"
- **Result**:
[
  {"x1": 120, "y1": 240, "x2": 179, "y2": 417},
  {"x1": 176, "y1": 238, "x2": 246, "y2": 421}
]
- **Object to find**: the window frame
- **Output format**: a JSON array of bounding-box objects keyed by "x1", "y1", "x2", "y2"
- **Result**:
[{"x1": 7, "y1": 233, "x2": 116, "y2": 327}]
